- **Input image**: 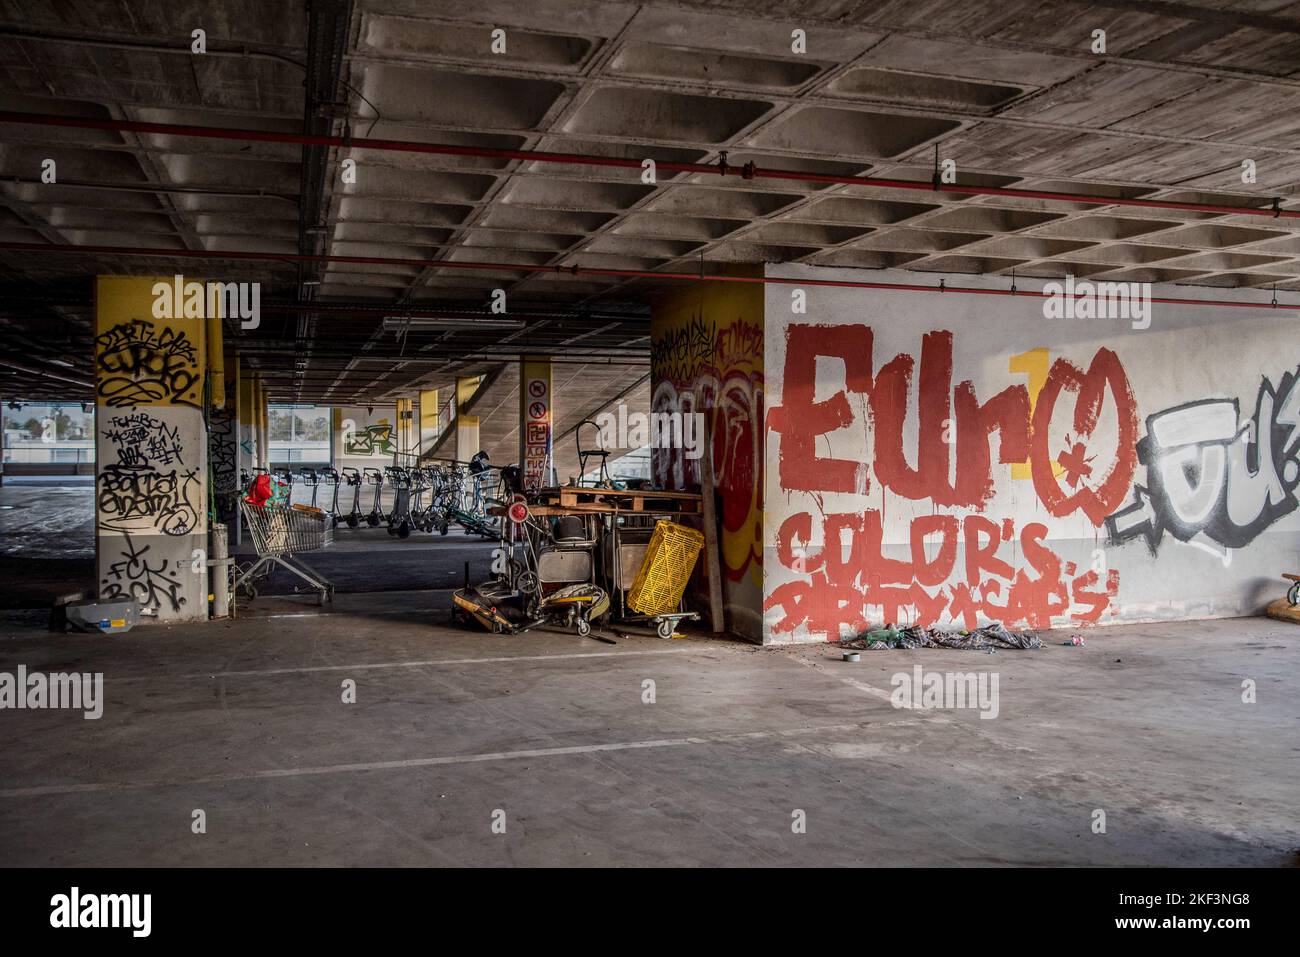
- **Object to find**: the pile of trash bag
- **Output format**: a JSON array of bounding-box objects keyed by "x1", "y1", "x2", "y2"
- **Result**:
[{"x1": 841, "y1": 622, "x2": 1041, "y2": 651}]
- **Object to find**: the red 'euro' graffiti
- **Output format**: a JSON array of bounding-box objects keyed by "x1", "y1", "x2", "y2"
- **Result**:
[
  {"x1": 768, "y1": 326, "x2": 1138, "y2": 515},
  {"x1": 764, "y1": 325, "x2": 1138, "y2": 635}
]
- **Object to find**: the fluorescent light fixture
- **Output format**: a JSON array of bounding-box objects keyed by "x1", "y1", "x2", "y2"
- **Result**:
[{"x1": 382, "y1": 317, "x2": 525, "y2": 332}]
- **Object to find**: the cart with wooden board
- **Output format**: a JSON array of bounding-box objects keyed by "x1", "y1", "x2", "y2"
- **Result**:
[{"x1": 476, "y1": 487, "x2": 705, "y2": 638}]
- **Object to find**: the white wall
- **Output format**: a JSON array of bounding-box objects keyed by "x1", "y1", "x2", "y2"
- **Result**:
[{"x1": 763, "y1": 263, "x2": 1300, "y2": 643}]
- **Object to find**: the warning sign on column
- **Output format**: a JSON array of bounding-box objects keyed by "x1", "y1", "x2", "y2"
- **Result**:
[{"x1": 520, "y1": 357, "x2": 552, "y2": 490}]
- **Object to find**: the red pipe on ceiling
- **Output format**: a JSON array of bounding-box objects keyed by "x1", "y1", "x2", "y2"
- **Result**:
[
  {"x1": 1, "y1": 109, "x2": 1296, "y2": 221},
  {"x1": 0, "y1": 239, "x2": 1293, "y2": 311}
]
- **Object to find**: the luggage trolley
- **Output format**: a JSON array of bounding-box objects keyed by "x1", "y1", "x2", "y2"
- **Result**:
[
  {"x1": 234, "y1": 501, "x2": 335, "y2": 605},
  {"x1": 454, "y1": 499, "x2": 609, "y2": 637}
]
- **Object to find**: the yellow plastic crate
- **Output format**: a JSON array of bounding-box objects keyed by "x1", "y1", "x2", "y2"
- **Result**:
[{"x1": 627, "y1": 520, "x2": 705, "y2": 616}]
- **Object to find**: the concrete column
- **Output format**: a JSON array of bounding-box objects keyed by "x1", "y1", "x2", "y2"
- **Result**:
[
  {"x1": 519, "y1": 355, "x2": 554, "y2": 489},
  {"x1": 650, "y1": 269, "x2": 765, "y2": 641},
  {"x1": 237, "y1": 367, "x2": 258, "y2": 475},
  {"x1": 256, "y1": 377, "x2": 269, "y2": 469},
  {"x1": 94, "y1": 275, "x2": 209, "y2": 623},
  {"x1": 209, "y1": 352, "x2": 239, "y2": 524},
  {"x1": 395, "y1": 397, "x2": 415, "y2": 461},
  {"x1": 419, "y1": 388, "x2": 440, "y2": 460},
  {"x1": 455, "y1": 375, "x2": 480, "y2": 463}
]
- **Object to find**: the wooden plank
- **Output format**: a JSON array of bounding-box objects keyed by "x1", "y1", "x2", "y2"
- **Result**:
[{"x1": 699, "y1": 420, "x2": 726, "y2": 635}]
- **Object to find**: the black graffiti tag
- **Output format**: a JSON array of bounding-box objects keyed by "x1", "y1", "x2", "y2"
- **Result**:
[
  {"x1": 98, "y1": 413, "x2": 199, "y2": 536},
  {"x1": 650, "y1": 312, "x2": 717, "y2": 385},
  {"x1": 100, "y1": 535, "x2": 185, "y2": 612},
  {"x1": 1106, "y1": 367, "x2": 1300, "y2": 552},
  {"x1": 95, "y1": 319, "x2": 200, "y2": 408}
]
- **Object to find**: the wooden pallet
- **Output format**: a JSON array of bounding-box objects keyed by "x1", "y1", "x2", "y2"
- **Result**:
[{"x1": 535, "y1": 486, "x2": 702, "y2": 514}]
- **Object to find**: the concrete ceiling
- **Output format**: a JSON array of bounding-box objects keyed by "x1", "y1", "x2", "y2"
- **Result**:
[{"x1": 3, "y1": 0, "x2": 1300, "y2": 410}]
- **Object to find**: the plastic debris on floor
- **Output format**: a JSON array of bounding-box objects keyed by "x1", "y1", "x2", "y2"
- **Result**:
[{"x1": 840, "y1": 622, "x2": 1042, "y2": 651}]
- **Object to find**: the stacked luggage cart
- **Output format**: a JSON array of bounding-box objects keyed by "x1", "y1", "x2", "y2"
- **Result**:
[{"x1": 455, "y1": 486, "x2": 705, "y2": 639}]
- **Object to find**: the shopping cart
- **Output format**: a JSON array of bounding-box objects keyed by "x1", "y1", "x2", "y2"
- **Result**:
[{"x1": 234, "y1": 501, "x2": 335, "y2": 605}]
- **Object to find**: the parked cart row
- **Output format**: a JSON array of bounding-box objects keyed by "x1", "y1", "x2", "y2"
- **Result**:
[{"x1": 238, "y1": 458, "x2": 511, "y2": 540}]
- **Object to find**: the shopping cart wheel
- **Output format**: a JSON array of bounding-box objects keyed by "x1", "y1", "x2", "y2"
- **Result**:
[
  {"x1": 576, "y1": 618, "x2": 591, "y2": 638},
  {"x1": 346, "y1": 515, "x2": 359, "y2": 529},
  {"x1": 397, "y1": 522, "x2": 411, "y2": 539},
  {"x1": 439, "y1": 523, "x2": 449, "y2": 536},
  {"x1": 243, "y1": 583, "x2": 258, "y2": 601},
  {"x1": 367, "y1": 514, "x2": 381, "y2": 527},
  {"x1": 656, "y1": 619, "x2": 674, "y2": 639}
]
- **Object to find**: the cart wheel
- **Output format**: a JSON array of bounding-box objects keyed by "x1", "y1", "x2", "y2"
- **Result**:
[
  {"x1": 1289, "y1": 581, "x2": 1300, "y2": 606},
  {"x1": 576, "y1": 618, "x2": 591, "y2": 638},
  {"x1": 516, "y1": 571, "x2": 538, "y2": 595},
  {"x1": 244, "y1": 584, "x2": 258, "y2": 601},
  {"x1": 439, "y1": 523, "x2": 449, "y2": 536},
  {"x1": 656, "y1": 619, "x2": 674, "y2": 639},
  {"x1": 346, "y1": 515, "x2": 359, "y2": 529},
  {"x1": 396, "y1": 522, "x2": 409, "y2": 539},
  {"x1": 367, "y1": 514, "x2": 381, "y2": 527}
]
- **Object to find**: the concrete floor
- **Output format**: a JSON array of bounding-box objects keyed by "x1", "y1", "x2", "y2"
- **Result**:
[{"x1": 0, "y1": 601, "x2": 1296, "y2": 867}]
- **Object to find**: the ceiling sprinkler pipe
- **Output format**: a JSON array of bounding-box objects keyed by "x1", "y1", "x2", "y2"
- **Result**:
[
  {"x1": 0, "y1": 240, "x2": 1293, "y2": 312},
  {"x1": 0, "y1": 358, "x2": 94, "y2": 389},
  {"x1": 0, "y1": 110, "x2": 1296, "y2": 221}
]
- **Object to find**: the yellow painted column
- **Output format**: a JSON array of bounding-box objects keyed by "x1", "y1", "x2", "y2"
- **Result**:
[
  {"x1": 237, "y1": 366, "x2": 258, "y2": 475},
  {"x1": 94, "y1": 275, "x2": 208, "y2": 623},
  {"x1": 419, "y1": 388, "x2": 440, "y2": 458},
  {"x1": 519, "y1": 356, "x2": 553, "y2": 489},
  {"x1": 455, "y1": 375, "x2": 480, "y2": 463}
]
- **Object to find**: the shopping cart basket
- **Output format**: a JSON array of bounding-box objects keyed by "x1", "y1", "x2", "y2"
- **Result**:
[{"x1": 235, "y1": 501, "x2": 335, "y2": 605}]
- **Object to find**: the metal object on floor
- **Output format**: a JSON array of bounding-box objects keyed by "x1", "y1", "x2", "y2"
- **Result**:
[
  {"x1": 234, "y1": 500, "x2": 335, "y2": 606},
  {"x1": 209, "y1": 522, "x2": 232, "y2": 619},
  {"x1": 60, "y1": 597, "x2": 141, "y2": 634}
]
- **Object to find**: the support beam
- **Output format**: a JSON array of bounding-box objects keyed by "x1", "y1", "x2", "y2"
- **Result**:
[
  {"x1": 455, "y1": 375, "x2": 481, "y2": 463},
  {"x1": 94, "y1": 276, "x2": 209, "y2": 623}
]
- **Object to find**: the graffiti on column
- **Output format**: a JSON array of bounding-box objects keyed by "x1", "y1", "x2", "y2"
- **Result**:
[
  {"x1": 99, "y1": 534, "x2": 186, "y2": 613},
  {"x1": 652, "y1": 309, "x2": 764, "y2": 584},
  {"x1": 97, "y1": 412, "x2": 201, "y2": 536},
  {"x1": 764, "y1": 326, "x2": 1137, "y2": 636},
  {"x1": 1105, "y1": 367, "x2": 1300, "y2": 553},
  {"x1": 95, "y1": 318, "x2": 201, "y2": 409}
]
